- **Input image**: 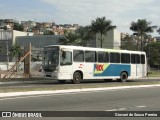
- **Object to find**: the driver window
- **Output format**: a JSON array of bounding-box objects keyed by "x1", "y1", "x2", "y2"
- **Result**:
[{"x1": 61, "y1": 51, "x2": 72, "y2": 65}]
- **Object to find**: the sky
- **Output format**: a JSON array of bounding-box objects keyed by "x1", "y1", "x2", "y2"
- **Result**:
[{"x1": 0, "y1": 0, "x2": 160, "y2": 36}]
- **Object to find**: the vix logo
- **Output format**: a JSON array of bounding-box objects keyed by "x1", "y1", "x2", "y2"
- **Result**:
[{"x1": 95, "y1": 64, "x2": 104, "y2": 71}]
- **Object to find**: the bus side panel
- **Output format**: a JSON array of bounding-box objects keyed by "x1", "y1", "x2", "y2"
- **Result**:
[
  {"x1": 59, "y1": 65, "x2": 73, "y2": 80},
  {"x1": 136, "y1": 64, "x2": 142, "y2": 77},
  {"x1": 130, "y1": 64, "x2": 137, "y2": 79},
  {"x1": 93, "y1": 64, "x2": 131, "y2": 77},
  {"x1": 83, "y1": 63, "x2": 95, "y2": 79},
  {"x1": 72, "y1": 62, "x2": 97, "y2": 80}
]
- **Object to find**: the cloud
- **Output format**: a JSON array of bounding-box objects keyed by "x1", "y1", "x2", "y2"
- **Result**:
[
  {"x1": 38, "y1": 0, "x2": 160, "y2": 36},
  {"x1": 39, "y1": 0, "x2": 157, "y2": 24},
  {"x1": 0, "y1": 0, "x2": 159, "y2": 36}
]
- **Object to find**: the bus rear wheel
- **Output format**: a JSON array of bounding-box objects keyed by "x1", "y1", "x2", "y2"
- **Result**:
[
  {"x1": 117, "y1": 72, "x2": 128, "y2": 82},
  {"x1": 73, "y1": 72, "x2": 81, "y2": 84}
]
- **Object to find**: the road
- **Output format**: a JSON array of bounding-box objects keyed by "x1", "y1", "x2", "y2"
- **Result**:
[{"x1": 0, "y1": 85, "x2": 160, "y2": 120}]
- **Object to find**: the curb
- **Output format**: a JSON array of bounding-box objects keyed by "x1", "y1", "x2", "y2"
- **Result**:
[
  {"x1": 0, "y1": 80, "x2": 55, "y2": 85},
  {"x1": 0, "y1": 77, "x2": 160, "y2": 85}
]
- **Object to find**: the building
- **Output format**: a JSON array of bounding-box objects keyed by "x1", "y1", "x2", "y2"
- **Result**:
[
  {"x1": 16, "y1": 35, "x2": 63, "y2": 60},
  {"x1": 0, "y1": 19, "x2": 19, "y2": 30},
  {"x1": 155, "y1": 37, "x2": 160, "y2": 42},
  {"x1": 96, "y1": 29, "x2": 121, "y2": 49},
  {"x1": 0, "y1": 30, "x2": 28, "y2": 62},
  {"x1": 21, "y1": 21, "x2": 37, "y2": 31}
]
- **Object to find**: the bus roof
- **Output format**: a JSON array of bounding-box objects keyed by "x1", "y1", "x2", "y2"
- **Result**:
[{"x1": 45, "y1": 45, "x2": 146, "y2": 54}]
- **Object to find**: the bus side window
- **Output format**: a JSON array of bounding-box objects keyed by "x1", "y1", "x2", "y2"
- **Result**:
[
  {"x1": 110, "y1": 52, "x2": 120, "y2": 63},
  {"x1": 61, "y1": 51, "x2": 72, "y2": 65},
  {"x1": 98, "y1": 52, "x2": 109, "y2": 63},
  {"x1": 85, "y1": 51, "x2": 96, "y2": 62},
  {"x1": 141, "y1": 54, "x2": 145, "y2": 64},
  {"x1": 131, "y1": 54, "x2": 140, "y2": 64},
  {"x1": 121, "y1": 53, "x2": 130, "y2": 63},
  {"x1": 73, "y1": 50, "x2": 84, "y2": 62}
]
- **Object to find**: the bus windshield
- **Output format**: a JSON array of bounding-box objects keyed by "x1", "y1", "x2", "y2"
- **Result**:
[{"x1": 43, "y1": 47, "x2": 59, "y2": 71}]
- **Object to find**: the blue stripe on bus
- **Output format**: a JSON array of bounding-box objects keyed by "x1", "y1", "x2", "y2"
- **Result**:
[{"x1": 94, "y1": 64, "x2": 131, "y2": 77}]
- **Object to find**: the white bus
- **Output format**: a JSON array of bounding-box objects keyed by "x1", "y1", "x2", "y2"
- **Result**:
[{"x1": 42, "y1": 45, "x2": 147, "y2": 84}]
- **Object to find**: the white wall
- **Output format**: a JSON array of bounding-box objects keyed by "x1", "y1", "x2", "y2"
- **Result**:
[
  {"x1": 96, "y1": 29, "x2": 121, "y2": 49},
  {"x1": 0, "y1": 62, "x2": 42, "y2": 71},
  {"x1": 12, "y1": 30, "x2": 28, "y2": 44}
]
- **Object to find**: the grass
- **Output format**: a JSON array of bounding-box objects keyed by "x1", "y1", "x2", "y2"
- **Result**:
[
  {"x1": 1, "y1": 80, "x2": 160, "y2": 93},
  {"x1": 0, "y1": 70, "x2": 160, "y2": 93},
  {"x1": 148, "y1": 70, "x2": 160, "y2": 77}
]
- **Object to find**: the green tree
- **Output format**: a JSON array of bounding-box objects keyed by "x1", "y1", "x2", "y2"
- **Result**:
[
  {"x1": 75, "y1": 26, "x2": 95, "y2": 46},
  {"x1": 43, "y1": 30, "x2": 55, "y2": 35},
  {"x1": 157, "y1": 27, "x2": 160, "y2": 34},
  {"x1": 130, "y1": 19, "x2": 157, "y2": 51},
  {"x1": 58, "y1": 32, "x2": 79, "y2": 45},
  {"x1": 144, "y1": 42, "x2": 160, "y2": 69},
  {"x1": 10, "y1": 44, "x2": 22, "y2": 61},
  {"x1": 90, "y1": 17, "x2": 116, "y2": 48},
  {"x1": 121, "y1": 35, "x2": 138, "y2": 51},
  {"x1": 14, "y1": 23, "x2": 24, "y2": 31},
  {"x1": 59, "y1": 26, "x2": 95, "y2": 46}
]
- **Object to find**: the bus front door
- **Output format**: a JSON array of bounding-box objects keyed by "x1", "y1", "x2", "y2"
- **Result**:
[{"x1": 59, "y1": 51, "x2": 73, "y2": 80}]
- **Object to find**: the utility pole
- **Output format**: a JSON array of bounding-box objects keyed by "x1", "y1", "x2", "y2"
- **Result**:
[{"x1": 24, "y1": 43, "x2": 31, "y2": 77}]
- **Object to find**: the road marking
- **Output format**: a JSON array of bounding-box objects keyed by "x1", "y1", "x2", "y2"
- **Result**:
[
  {"x1": 0, "y1": 92, "x2": 85, "y2": 101},
  {"x1": 105, "y1": 108, "x2": 127, "y2": 111},
  {"x1": 118, "y1": 108, "x2": 127, "y2": 111},
  {"x1": 136, "y1": 106, "x2": 147, "y2": 108},
  {"x1": 105, "y1": 105, "x2": 147, "y2": 111},
  {"x1": 105, "y1": 109, "x2": 118, "y2": 111}
]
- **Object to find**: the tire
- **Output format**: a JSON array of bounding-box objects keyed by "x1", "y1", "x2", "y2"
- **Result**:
[
  {"x1": 73, "y1": 72, "x2": 82, "y2": 84},
  {"x1": 117, "y1": 72, "x2": 128, "y2": 82}
]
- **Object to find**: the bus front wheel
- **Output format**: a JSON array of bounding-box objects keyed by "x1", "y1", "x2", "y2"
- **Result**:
[
  {"x1": 73, "y1": 72, "x2": 81, "y2": 84},
  {"x1": 117, "y1": 72, "x2": 128, "y2": 82}
]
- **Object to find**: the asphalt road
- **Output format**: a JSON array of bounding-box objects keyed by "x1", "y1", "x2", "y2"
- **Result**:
[{"x1": 0, "y1": 85, "x2": 160, "y2": 120}]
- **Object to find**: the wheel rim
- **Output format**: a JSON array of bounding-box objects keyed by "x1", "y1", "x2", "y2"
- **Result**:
[
  {"x1": 122, "y1": 74, "x2": 127, "y2": 79},
  {"x1": 121, "y1": 72, "x2": 127, "y2": 81},
  {"x1": 75, "y1": 74, "x2": 79, "y2": 81},
  {"x1": 73, "y1": 72, "x2": 81, "y2": 84}
]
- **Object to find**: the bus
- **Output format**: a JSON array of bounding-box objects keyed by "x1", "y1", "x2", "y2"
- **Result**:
[{"x1": 42, "y1": 45, "x2": 147, "y2": 84}]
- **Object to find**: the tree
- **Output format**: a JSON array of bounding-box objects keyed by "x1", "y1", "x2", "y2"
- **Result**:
[
  {"x1": 58, "y1": 32, "x2": 79, "y2": 45},
  {"x1": 58, "y1": 26, "x2": 95, "y2": 46},
  {"x1": 14, "y1": 23, "x2": 24, "y2": 31},
  {"x1": 144, "y1": 42, "x2": 160, "y2": 69},
  {"x1": 75, "y1": 26, "x2": 95, "y2": 46},
  {"x1": 130, "y1": 19, "x2": 157, "y2": 51},
  {"x1": 121, "y1": 35, "x2": 138, "y2": 51},
  {"x1": 43, "y1": 30, "x2": 55, "y2": 35},
  {"x1": 157, "y1": 27, "x2": 160, "y2": 34},
  {"x1": 10, "y1": 44, "x2": 22, "y2": 61},
  {"x1": 90, "y1": 17, "x2": 116, "y2": 48}
]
